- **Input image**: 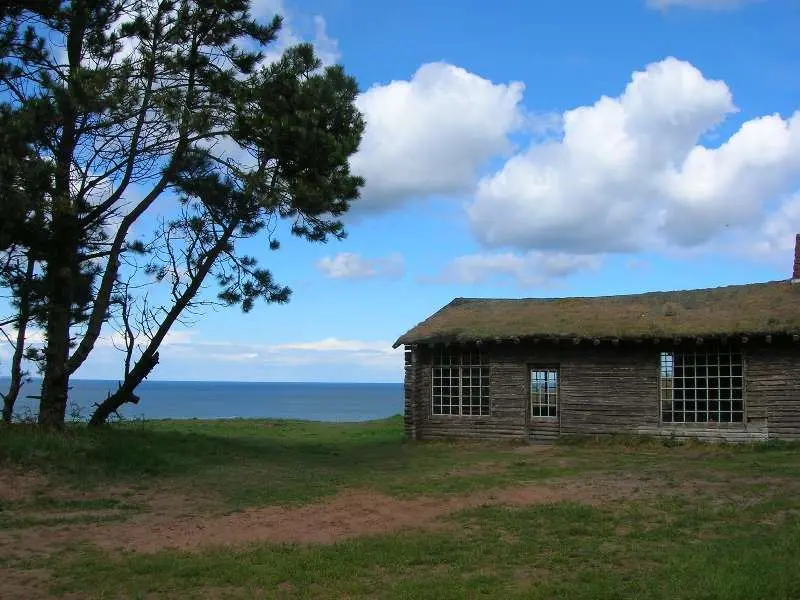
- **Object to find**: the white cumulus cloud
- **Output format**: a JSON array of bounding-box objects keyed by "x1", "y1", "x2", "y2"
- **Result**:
[
  {"x1": 468, "y1": 57, "x2": 800, "y2": 255},
  {"x1": 350, "y1": 62, "x2": 525, "y2": 211},
  {"x1": 317, "y1": 252, "x2": 405, "y2": 280}
]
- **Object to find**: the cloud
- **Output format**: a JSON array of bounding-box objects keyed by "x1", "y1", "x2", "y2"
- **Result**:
[
  {"x1": 525, "y1": 111, "x2": 564, "y2": 139},
  {"x1": 155, "y1": 337, "x2": 402, "y2": 372},
  {"x1": 0, "y1": 332, "x2": 404, "y2": 382},
  {"x1": 105, "y1": 329, "x2": 195, "y2": 346},
  {"x1": 205, "y1": 352, "x2": 259, "y2": 362},
  {"x1": 316, "y1": 253, "x2": 405, "y2": 280},
  {"x1": 748, "y1": 193, "x2": 800, "y2": 260},
  {"x1": 310, "y1": 15, "x2": 340, "y2": 67},
  {"x1": 468, "y1": 57, "x2": 800, "y2": 255},
  {"x1": 350, "y1": 62, "x2": 525, "y2": 211},
  {"x1": 251, "y1": 0, "x2": 340, "y2": 66},
  {"x1": 647, "y1": 0, "x2": 755, "y2": 9},
  {"x1": 269, "y1": 338, "x2": 394, "y2": 353},
  {"x1": 0, "y1": 324, "x2": 402, "y2": 382},
  {"x1": 625, "y1": 258, "x2": 651, "y2": 271},
  {"x1": 426, "y1": 252, "x2": 601, "y2": 288},
  {"x1": 0, "y1": 326, "x2": 43, "y2": 364}
]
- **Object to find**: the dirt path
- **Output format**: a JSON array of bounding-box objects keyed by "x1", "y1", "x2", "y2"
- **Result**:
[{"x1": 0, "y1": 474, "x2": 650, "y2": 556}]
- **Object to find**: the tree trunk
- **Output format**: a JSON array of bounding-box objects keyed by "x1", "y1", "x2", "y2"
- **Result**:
[
  {"x1": 88, "y1": 352, "x2": 158, "y2": 426},
  {"x1": 1, "y1": 255, "x2": 35, "y2": 423},
  {"x1": 38, "y1": 242, "x2": 75, "y2": 428},
  {"x1": 38, "y1": 0, "x2": 86, "y2": 428}
]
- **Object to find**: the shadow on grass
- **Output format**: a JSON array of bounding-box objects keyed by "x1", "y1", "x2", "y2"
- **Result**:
[
  {"x1": 0, "y1": 417, "x2": 406, "y2": 480},
  {"x1": 0, "y1": 417, "x2": 529, "y2": 506}
]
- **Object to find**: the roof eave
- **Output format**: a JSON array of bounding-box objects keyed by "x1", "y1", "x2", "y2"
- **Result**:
[{"x1": 397, "y1": 329, "x2": 800, "y2": 347}]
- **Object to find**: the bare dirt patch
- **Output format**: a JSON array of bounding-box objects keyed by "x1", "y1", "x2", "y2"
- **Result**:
[
  {"x1": 0, "y1": 568, "x2": 57, "y2": 600},
  {"x1": 4, "y1": 470, "x2": 782, "y2": 556},
  {"x1": 441, "y1": 461, "x2": 504, "y2": 477},
  {"x1": 0, "y1": 466, "x2": 167, "y2": 509},
  {"x1": 0, "y1": 475, "x2": 653, "y2": 554},
  {"x1": 497, "y1": 473, "x2": 664, "y2": 508},
  {"x1": 0, "y1": 477, "x2": 214, "y2": 563},
  {"x1": 0, "y1": 468, "x2": 48, "y2": 502},
  {"x1": 673, "y1": 474, "x2": 798, "y2": 508}
]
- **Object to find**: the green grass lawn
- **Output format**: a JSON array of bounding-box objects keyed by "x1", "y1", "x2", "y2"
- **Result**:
[{"x1": 1, "y1": 417, "x2": 800, "y2": 599}]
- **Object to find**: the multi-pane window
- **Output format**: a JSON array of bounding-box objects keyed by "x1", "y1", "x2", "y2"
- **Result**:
[
  {"x1": 431, "y1": 348, "x2": 490, "y2": 416},
  {"x1": 660, "y1": 350, "x2": 744, "y2": 424},
  {"x1": 531, "y1": 368, "x2": 559, "y2": 418}
]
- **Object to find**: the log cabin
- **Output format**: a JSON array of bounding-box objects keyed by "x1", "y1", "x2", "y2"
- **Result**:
[{"x1": 394, "y1": 237, "x2": 800, "y2": 443}]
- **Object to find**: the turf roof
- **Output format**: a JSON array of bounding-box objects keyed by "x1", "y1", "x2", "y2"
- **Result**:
[{"x1": 394, "y1": 280, "x2": 800, "y2": 347}]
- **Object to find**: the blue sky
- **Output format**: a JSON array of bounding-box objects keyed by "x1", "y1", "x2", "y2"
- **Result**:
[{"x1": 3, "y1": 0, "x2": 800, "y2": 383}]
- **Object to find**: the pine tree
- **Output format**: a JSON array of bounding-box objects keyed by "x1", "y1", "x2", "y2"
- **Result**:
[{"x1": 0, "y1": 0, "x2": 364, "y2": 426}]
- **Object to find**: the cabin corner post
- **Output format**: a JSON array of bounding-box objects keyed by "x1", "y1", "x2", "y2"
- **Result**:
[{"x1": 403, "y1": 344, "x2": 423, "y2": 440}]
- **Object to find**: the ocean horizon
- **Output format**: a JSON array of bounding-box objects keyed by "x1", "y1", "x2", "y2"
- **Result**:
[{"x1": 0, "y1": 377, "x2": 404, "y2": 422}]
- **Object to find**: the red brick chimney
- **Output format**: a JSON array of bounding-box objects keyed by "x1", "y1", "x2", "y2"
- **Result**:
[{"x1": 794, "y1": 234, "x2": 800, "y2": 281}]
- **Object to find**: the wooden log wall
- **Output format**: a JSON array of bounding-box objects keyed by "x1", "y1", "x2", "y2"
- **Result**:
[
  {"x1": 496, "y1": 344, "x2": 661, "y2": 439},
  {"x1": 403, "y1": 345, "x2": 426, "y2": 440},
  {"x1": 745, "y1": 340, "x2": 800, "y2": 440},
  {"x1": 405, "y1": 339, "x2": 800, "y2": 442}
]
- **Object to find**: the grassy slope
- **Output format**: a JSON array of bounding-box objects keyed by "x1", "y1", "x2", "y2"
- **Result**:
[{"x1": 1, "y1": 417, "x2": 800, "y2": 599}]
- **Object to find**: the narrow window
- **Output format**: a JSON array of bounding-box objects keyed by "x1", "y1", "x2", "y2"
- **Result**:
[
  {"x1": 660, "y1": 350, "x2": 744, "y2": 424},
  {"x1": 431, "y1": 347, "x2": 490, "y2": 416},
  {"x1": 404, "y1": 345, "x2": 415, "y2": 366},
  {"x1": 531, "y1": 367, "x2": 559, "y2": 418}
]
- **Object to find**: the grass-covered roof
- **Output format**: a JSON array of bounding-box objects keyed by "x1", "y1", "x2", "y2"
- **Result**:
[{"x1": 394, "y1": 281, "x2": 800, "y2": 347}]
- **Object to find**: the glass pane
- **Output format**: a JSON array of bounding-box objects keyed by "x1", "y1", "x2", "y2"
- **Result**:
[
  {"x1": 531, "y1": 368, "x2": 558, "y2": 418},
  {"x1": 664, "y1": 349, "x2": 745, "y2": 425}
]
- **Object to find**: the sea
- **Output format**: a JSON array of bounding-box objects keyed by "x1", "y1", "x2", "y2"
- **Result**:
[{"x1": 0, "y1": 378, "x2": 404, "y2": 422}]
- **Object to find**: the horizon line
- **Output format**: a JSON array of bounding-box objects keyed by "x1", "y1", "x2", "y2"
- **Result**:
[{"x1": 0, "y1": 376, "x2": 403, "y2": 385}]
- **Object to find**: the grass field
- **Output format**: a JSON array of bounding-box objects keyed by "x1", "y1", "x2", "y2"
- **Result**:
[{"x1": 1, "y1": 416, "x2": 800, "y2": 599}]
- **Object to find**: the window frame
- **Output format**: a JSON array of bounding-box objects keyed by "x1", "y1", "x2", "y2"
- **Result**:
[
  {"x1": 430, "y1": 347, "x2": 491, "y2": 417},
  {"x1": 659, "y1": 349, "x2": 746, "y2": 425},
  {"x1": 530, "y1": 365, "x2": 559, "y2": 420}
]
